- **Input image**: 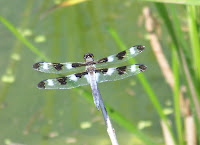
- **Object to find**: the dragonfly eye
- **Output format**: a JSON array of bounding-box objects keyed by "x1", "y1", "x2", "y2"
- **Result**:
[{"x1": 84, "y1": 53, "x2": 94, "y2": 60}]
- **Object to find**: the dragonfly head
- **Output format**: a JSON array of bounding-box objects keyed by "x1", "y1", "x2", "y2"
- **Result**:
[{"x1": 84, "y1": 53, "x2": 94, "y2": 63}]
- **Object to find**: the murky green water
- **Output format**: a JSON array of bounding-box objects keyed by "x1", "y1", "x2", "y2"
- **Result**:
[{"x1": 0, "y1": 0, "x2": 175, "y2": 144}]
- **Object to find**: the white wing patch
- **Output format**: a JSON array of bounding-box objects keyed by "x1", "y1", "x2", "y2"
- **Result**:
[
  {"x1": 95, "y1": 72, "x2": 100, "y2": 82},
  {"x1": 69, "y1": 74, "x2": 78, "y2": 81},
  {"x1": 131, "y1": 65, "x2": 136, "y2": 72},
  {"x1": 106, "y1": 68, "x2": 115, "y2": 75},
  {"x1": 43, "y1": 63, "x2": 49, "y2": 70},
  {"x1": 130, "y1": 47, "x2": 136, "y2": 55},
  {"x1": 47, "y1": 79, "x2": 54, "y2": 86},
  {"x1": 66, "y1": 63, "x2": 72, "y2": 69},
  {"x1": 108, "y1": 56, "x2": 114, "y2": 62},
  {"x1": 84, "y1": 75, "x2": 90, "y2": 83}
]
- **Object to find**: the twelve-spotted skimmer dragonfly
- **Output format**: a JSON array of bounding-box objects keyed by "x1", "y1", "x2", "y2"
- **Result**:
[{"x1": 33, "y1": 45, "x2": 147, "y2": 110}]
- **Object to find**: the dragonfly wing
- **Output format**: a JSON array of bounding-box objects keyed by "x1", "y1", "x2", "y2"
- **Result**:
[
  {"x1": 95, "y1": 45, "x2": 145, "y2": 67},
  {"x1": 33, "y1": 62, "x2": 86, "y2": 74},
  {"x1": 95, "y1": 64, "x2": 147, "y2": 83},
  {"x1": 37, "y1": 71, "x2": 90, "y2": 89}
]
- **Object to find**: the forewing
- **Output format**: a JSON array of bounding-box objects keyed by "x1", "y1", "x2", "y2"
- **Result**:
[
  {"x1": 95, "y1": 64, "x2": 147, "y2": 83},
  {"x1": 95, "y1": 45, "x2": 145, "y2": 67},
  {"x1": 32, "y1": 62, "x2": 86, "y2": 74},
  {"x1": 37, "y1": 72, "x2": 90, "y2": 89}
]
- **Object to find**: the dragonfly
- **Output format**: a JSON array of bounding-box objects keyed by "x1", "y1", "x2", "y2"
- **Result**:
[{"x1": 33, "y1": 45, "x2": 147, "y2": 110}]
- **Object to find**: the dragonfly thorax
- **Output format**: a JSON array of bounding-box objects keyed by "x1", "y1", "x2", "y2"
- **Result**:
[{"x1": 86, "y1": 64, "x2": 96, "y2": 73}]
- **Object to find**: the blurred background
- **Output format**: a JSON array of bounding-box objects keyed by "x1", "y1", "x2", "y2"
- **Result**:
[{"x1": 0, "y1": 0, "x2": 199, "y2": 145}]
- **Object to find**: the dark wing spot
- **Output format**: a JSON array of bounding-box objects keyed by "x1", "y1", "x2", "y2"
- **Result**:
[
  {"x1": 138, "y1": 64, "x2": 147, "y2": 72},
  {"x1": 52, "y1": 63, "x2": 63, "y2": 71},
  {"x1": 135, "y1": 45, "x2": 145, "y2": 52},
  {"x1": 32, "y1": 62, "x2": 41, "y2": 70},
  {"x1": 57, "y1": 77, "x2": 67, "y2": 85},
  {"x1": 97, "y1": 57, "x2": 108, "y2": 63},
  {"x1": 72, "y1": 63, "x2": 85, "y2": 68},
  {"x1": 75, "y1": 72, "x2": 88, "y2": 78},
  {"x1": 116, "y1": 51, "x2": 126, "y2": 60},
  {"x1": 75, "y1": 73, "x2": 82, "y2": 78},
  {"x1": 37, "y1": 81, "x2": 45, "y2": 88},
  {"x1": 116, "y1": 66, "x2": 127, "y2": 75},
  {"x1": 95, "y1": 68, "x2": 108, "y2": 74}
]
